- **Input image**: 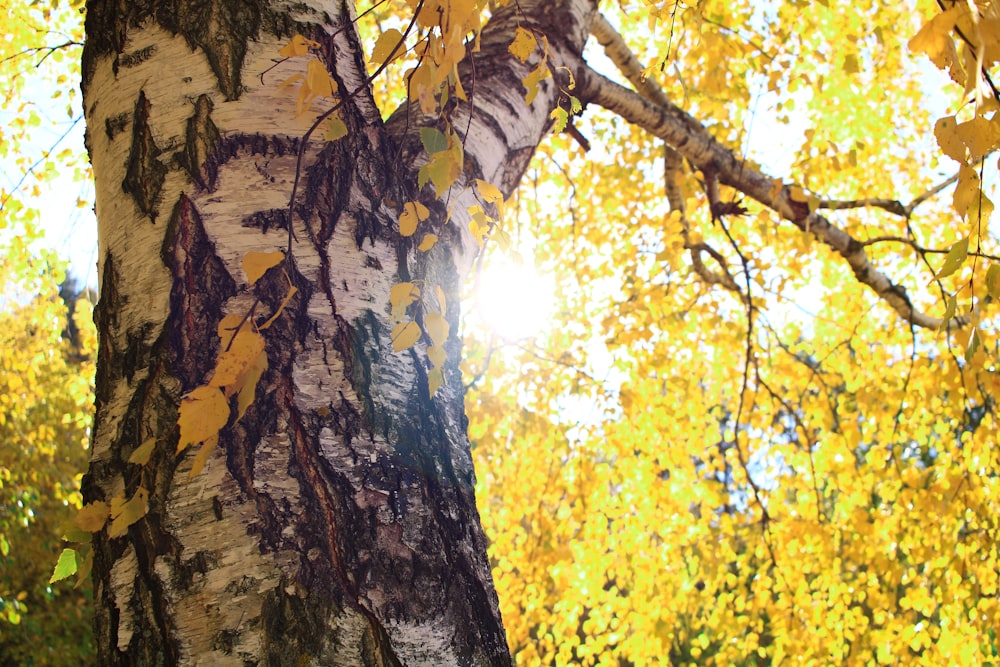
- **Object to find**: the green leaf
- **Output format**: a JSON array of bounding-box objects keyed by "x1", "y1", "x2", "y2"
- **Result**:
[
  {"x1": 550, "y1": 106, "x2": 568, "y2": 133},
  {"x1": 325, "y1": 117, "x2": 348, "y2": 142},
  {"x1": 420, "y1": 127, "x2": 449, "y2": 155},
  {"x1": 49, "y1": 548, "x2": 77, "y2": 584}
]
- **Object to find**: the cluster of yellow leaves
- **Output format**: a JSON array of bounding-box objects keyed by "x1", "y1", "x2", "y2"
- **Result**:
[
  {"x1": 0, "y1": 6, "x2": 96, "y2": 660},
  {"x1": 279, "y1": 34, "x2": 341, "y2": 116},
  {"x1": 368, "y1": 2, "x2": 535, "y2": 396},
  {"x1": 456, "y1": 1, "x2": 1000, "y2": 664},
  {"x1": 909, "y1": 1, "x2": 1000, "y2": 342},
  {"x1": 0, "y1": 263, "x2": 95, "y2": 661},
  {"x1": 55, "y1": 252, "x2": 292, "y2": 586},
  {"x1": 389, "y1": 280, "x2": 449, "y2": 395}
]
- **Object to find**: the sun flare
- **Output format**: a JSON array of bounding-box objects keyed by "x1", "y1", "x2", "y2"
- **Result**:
[{"x1": 473, "y1": 259, "x2": 555, "y2": 340}]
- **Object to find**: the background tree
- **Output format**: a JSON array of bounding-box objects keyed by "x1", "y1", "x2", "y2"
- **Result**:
[
  {"x1": 0, "y1": 265, "x2": 96, "y2": 666},
  {"x1": 0, "y1": 0, "x2": 95, "y2": 663},
  {"x1": 30, "y1": 0, "x2": 1000, "y2": 664}
]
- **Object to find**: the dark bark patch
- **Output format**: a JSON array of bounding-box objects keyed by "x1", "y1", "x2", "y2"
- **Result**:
[
  {"x1": 119, "y1": 44, "x2": 156, "y2": 69},
  {"x1": 104, "y1": 112, "x2": 130, "y2": 140},
  {"x1": 122, "y1": 90, "x2": 167, "y2": 221},
  {"x1": 206, "y1": 133, "x2": 299, "y2": 181},
  {"x1": 260, "y1": 583, "x2": 328, "y2": 666},
  {"x1": 170, "y1": 0, "x2": 261, "y2": 100},
  {"x1": 178, "y1": 94, "x2": 221, "y2": 190},
  {"x1": 161, "y1": 195, "x2": 237, "y2": 390},
  {"x1": 241, "y1": 208, "x2": 290, "y2": 233}
]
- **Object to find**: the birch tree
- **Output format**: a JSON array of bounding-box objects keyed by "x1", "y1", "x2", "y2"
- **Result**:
[{"x1": 72, "y1": 0, "x2": 1000, "y2": 664}]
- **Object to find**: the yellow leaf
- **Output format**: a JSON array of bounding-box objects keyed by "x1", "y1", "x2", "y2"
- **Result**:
[
  {"x1": 259, "y1": 282, "x2": 298, "y2": 330},
  {"x1": 210, "y1": 326, "x2": 266, "y2": 393},
  {"x1": 435, "y1": 284, "x2": 447, "y2": 315},
  {"x1": 508, "y1": 26, "x2": 537, "y2": 62},
  {"x1": 108, "y1": 487, "x2": 148, "y2": 538},
  {"x1": 399, "y1": 201, "x2": 430, "y2": 237},
  {"x1": 390, "y1": 281, "x2": 421, "y2": 308},
  {"x1": 428, "y1": 366, "x2": 444, "y2": 397},
  {"x1": 417, "y1": 233, "x2": 439, "y2": 251},
  {"x1": 217, "y1": 314, "x2": 244, "y2": 341},
  {"x1": 243, "y1": 250, "x2": 285, "y2": 285},
  {"x1": 235, "y1": 350, "x2": 267, "y2": 421},
  {"x1": 419, "y1": 148, "x2": 463, "y2": 194},
  {"x1": 128, "y1": 438, "x2": 156, "y2": 465},
  {"x1": 279, "y1": 34, "x2": 319, "y2": 58},
  {"x1": 306, "y1": 58, "x2": 337, "y2": 98},
  {"x1": 523, "y1": 61, "x2": 551, "y2": 106},
  {"x1": 934, "y1": 116, "x2": 965, "y2": 162},
  {"x1": 424, "y1": 311, "x2": 450, "y2": 347},
  {"x1": 550, "y1": 106, "x2": 568, "y2": 132},
  {"x1": 371, "y1": 29, "x2": 405, "y2": 65},
  {"x1": 788, "y1": 185, "x2": 809, "y2": 202},
  {"x1": 957, "y1": 116, "x2": 1000, "y2": 161},
  {"x1": 177, "y1": 386, "x2": 230, "y2": 452},
  {"x1": 476, "y1": 179, "x2": 504, "y2": 205},
  {"x1": 75, "y1": 501, "x2": 110, "y2": 533},
  {"x1": 908, "y1": 7, "x2": 962, "y2": 74},
  {"x1": 953, "y1": 165, "x2": 979, "y2": 217},
  {"x1": 986, "y1": 264, "x2": 1000, "y2": 297},
  {"x1": 843, "y1": 54, "x2": 860, "y2": 74},
  {"x1": 428, "y1": 344, "x2": 447, "y2": 367},
  {"x1": 392, "y1": 320, "x2": 422, "y2": 352},
  {"x1": 188, "y1": 435, "x2": 218, "y2": 479},
  {"x1": 935, "y1": 237, "x2": 969, "y2": 280}
]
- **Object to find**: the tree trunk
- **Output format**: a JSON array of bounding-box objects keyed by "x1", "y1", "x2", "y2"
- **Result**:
[{"x1": 81, "y1": 0, "x2": 595, "y2": 664}]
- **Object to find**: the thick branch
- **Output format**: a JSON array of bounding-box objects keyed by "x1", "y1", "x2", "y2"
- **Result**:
[
  {"x1": 575, "y1": 60, "x2": 960, "y2": 329},
  {"x1": 591, "y1": 13, "x2": 747, "y2": 298}
]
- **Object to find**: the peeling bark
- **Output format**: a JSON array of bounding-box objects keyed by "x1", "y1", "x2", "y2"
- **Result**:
[{"x1": 83, "y1": 0, "x2": 598, "y2": 664}]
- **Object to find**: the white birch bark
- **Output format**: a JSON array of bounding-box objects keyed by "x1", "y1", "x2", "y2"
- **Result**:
[{"x1": 82, "y1": 0, "x2": 596, "y2": 664}]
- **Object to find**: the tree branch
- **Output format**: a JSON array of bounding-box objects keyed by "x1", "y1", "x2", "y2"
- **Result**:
[
  {"x1": 574, "y1": 55, "x2": 964, "y2": 329},
  {"x1": 591, "y1": 13, "x2": 747, "y2": 299}
]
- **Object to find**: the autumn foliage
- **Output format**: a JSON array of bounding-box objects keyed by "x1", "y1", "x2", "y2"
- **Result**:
[{"x1": 5, "y1": 0, "x2": 1000, "y2": 664}]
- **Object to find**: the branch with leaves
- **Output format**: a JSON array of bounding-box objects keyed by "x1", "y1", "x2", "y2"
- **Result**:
[{"x1": 580, "y1": 14, "x2": 963, "y2": 330}]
